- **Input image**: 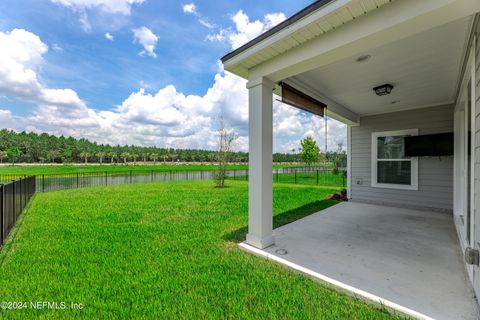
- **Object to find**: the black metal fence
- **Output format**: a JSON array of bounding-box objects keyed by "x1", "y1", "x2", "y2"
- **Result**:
[
  {"x1": 0, "y1": 176, "x2": 36, "y2": 247},
  {"x1": 0, "y1": 167, "x2": 346, "y2": 193},
  {"x1": 235, "y1": 168, "x2": 347, "y2": 187}
]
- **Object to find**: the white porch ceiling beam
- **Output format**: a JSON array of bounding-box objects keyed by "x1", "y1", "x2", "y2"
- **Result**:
[{"x1": 249, "y1": 0, "x2": 480, "y2": 83}]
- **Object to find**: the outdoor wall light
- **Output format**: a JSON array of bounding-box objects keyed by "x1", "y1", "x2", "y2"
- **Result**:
[{"x1": 373, "y1": 84, "x2": 394, "y2": 96}]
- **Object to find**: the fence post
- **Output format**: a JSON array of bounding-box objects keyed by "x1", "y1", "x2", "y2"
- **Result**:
[
  {"x1": 105, "y1": 171, "x2": 108, "y2": 186},
  {"x1": 151, "y1": 170, "x2": 154, "y2": 182},
  {"x1": 170, "y1": 170, "x2": 172, "y2": 181},
  {"x1": 42, "y1": 175, "x2": 45, "y2": 192},
  {"x1": 130, "y1": 170, "x2": 132, "y2": 184},
  {"x1": 233, "y1": 170, "x2": 236, "y2": 180},
  {"x1": 186, "y1": 171, "x2": 188, "y2": 181},
  {"x1": 317, "y1": 170, "x2": 319, "y2": 185},
  {"x1": 0, "y1": 184, "x2": 3, "y2": 245},
  {"x1": 276, "y1": 169, "x2": 279, "y2": 183},
  {"x1": 23, "y1": 178, "x2": 26, "y2": 207},
  {"x1": 12, "y1": 180, "x2": 15, "y2": 220}
]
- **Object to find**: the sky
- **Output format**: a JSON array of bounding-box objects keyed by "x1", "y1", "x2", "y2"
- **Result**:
[{"x1": 0, "y1": 0, "x2": 346, "y2": 153}]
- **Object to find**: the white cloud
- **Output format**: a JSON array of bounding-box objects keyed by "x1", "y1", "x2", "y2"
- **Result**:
[
  {"x1": 0, "y1": 28, "x2": 346, "y2": 152},
  {"x1": 0, "y1": 109, "x2": 15, "y2": 130},
  {"x1": 0, "y1": 29, "x2": 47, "y2": 100},
  {"x1": 52, "y1": 43, "x2": 63, "y2": 51},
  {"x1": 208, "y1": 10, "x2": 287, "y2": 49},
  {"x1": 132, "y1": 27, "x2": 158, "y2": 58},
  {"x1": 198, "y1": 18, "x2": 215, "y2": 29},
  {"x1": 50, "y1": 0, "x2": 144, "y2": 32},
  {"x1": 182, "y1": 3, "x2": 216, "y2": 29},
  {"x1": 0, "y1": 28, "x2": 100, "y2": 132},
  {"x1": 50, "y1": 0, "x2": 144, "y2": 15},
  {"x1": 104, "y1": 32, "x2": 114, "y2": 41},
  {"x1": 182, "y1": 3, "x2": 197, "y2": 14}
]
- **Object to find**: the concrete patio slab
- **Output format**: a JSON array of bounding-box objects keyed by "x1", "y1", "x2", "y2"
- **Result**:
[{"x1": 241, "y1": 202, "x2": 479, "y2": 320}]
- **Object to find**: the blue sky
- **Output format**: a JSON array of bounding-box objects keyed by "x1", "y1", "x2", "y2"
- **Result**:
[{"x1": 0, "y1": 0, "x2": 346, "y2": 152}]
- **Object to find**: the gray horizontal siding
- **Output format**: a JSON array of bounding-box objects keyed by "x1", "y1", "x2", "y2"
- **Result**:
[
  {"x1": 476, "y1": 19, "x2": 480, "y2": 232},
  {"x1": 351, "y1": 104, "x2": 453, "y2": 211}
]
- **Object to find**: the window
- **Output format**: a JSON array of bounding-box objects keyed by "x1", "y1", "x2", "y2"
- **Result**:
[{"x1": 371, "y1": 129, "x2": 418, "y2": 190}]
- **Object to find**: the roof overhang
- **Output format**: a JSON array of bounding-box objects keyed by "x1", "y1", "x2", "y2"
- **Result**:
[
  {"x1": 221, "y1": 0, "x2": 480, "y2": 126},
  {"x1": 222, "y1": 0, "x2": 392, "y2": 79}
]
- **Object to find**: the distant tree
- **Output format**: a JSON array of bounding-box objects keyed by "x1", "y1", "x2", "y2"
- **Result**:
[
  {"x1": 328, "y1": 142, "x2": 346, "y2": 175},
  {"x1": 0, "y1": 150, "x2": 6, "y2": 163},
  {"x1": 6, "y1": 147, "x2": 21, "y2": 165},
  {"x1": 150, "y1": 153, "x2": 159, "y2": 164},
  {"x1": 62, "y1": 148, "x2": 73, "y2": 163},
  {"x1": 96, "y1": 151, "x2": 106, "y2": 164},
  {"x1": 79, "y1": 151, "x2": 90, "y2": 164},
  {"x1": 214, "y1": 118, "x2": 237, "y2": 188},
  {"x1": 0, "y1": 129, "x2": 274, "y2": 165},
  {"x1": 48, "y1": 150, "x2": 62, "y2": 163},
  {"x1": 121, "y1": 152, "x2": 130, "y2": 164},
  {"x1": 108, "y1": 151, "x2": 116, "y2": 164},
  {"x1": 131, "y1": 153, "x2": 138, "y2": 165},
  {"x1": 300, "y1": 136, "x2": 320, "y2": 167}
]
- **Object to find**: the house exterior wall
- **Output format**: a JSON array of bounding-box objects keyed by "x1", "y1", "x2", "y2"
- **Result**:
[
  {"x1": 475, "y1": 21, "x2": 480, "y2": 244},
  {"x1": 351, "y1": 105, "x2": 454, "y2": 212}
]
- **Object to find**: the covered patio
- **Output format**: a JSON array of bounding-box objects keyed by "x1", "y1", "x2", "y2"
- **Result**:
[
  {"x1": 222, "y1": 0, "x2": 480, "y2": 318},
  {"x1": 240, "y1": 202, "x2": 477, "y2": 320}
]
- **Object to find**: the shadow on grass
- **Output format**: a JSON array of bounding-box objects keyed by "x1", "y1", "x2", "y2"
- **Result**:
[{"x1": 223, "y1": 199, "x2": 338, "y2": 243}]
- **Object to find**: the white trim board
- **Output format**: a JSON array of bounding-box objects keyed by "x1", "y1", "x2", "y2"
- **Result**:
[
  {"x1": 371, "y1": 129, "x2": 419, "y2": 191},
  {"x1": 238, "y1": 242, "x2": 435, "y2": 320},
  {"x1": 347, "y1": 125, "x2": 352, "y2": 199}
]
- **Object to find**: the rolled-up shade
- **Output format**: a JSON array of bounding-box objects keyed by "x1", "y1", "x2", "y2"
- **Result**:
[{"x1": 280, "y1": 82, "x2": 326, "y2": 117}]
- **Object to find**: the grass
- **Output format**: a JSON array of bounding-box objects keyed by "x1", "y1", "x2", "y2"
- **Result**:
[
  {"x1": 0, "y1": 163, "x2": 331, "y2": 176},
  {"x1": 0, "y1": 164, "x2": 246, "y2": 175},
  {"x1": 0, "y1": 181, "x2": 399, "y2": 319},
  {"x1": 232, "y1": 171, "x2": 346, "y2": 188}
]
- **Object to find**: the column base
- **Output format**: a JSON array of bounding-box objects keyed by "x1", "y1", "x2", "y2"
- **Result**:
[{"x1": 246, "y1": 233, "x2": 274, "y2": 249}]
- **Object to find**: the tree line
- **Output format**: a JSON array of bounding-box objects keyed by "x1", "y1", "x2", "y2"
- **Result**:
[{"x1": 0, "y1": 129, "x2": 302, "y2": 164}]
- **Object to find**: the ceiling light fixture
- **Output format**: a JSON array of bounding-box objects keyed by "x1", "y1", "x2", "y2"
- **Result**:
[{"x1": 373, "y1": 84, "x2": 394, "y2": 96}]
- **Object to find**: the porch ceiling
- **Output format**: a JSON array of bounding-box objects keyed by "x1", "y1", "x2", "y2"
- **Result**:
[{"x1": 288, "y1": 16, "x2": 472, "y2": 116}]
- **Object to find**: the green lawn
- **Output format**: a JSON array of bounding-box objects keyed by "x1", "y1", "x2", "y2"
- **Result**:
[
  {"x1": 232, "y1": 171, "x2": 346, "y2": 188},
  {"x1": 0, "y1": 163, "x2": 331, "y2": 176},
  {"x1": 0, "y1": 164, "x2": 245, "y2": 175},
  {"x1": 0, "y1": 181, "x2": 398, "y2": 319}
]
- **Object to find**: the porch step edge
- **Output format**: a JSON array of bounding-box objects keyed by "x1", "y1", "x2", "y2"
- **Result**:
[{"x1": 238, "y1": 242, "x2": 434, "y2": 320}]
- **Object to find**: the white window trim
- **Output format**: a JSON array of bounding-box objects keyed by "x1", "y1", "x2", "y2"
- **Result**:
[{"x1": 371, "y1": 129, "x2": 419, "y2": 190}]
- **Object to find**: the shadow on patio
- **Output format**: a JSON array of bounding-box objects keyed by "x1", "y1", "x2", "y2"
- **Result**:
[{"x1": 223, "y1": 199, "x2": 338, "y2": 243}]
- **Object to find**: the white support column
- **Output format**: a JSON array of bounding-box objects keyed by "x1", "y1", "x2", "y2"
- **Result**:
[{"x1": 246, "y1": 77, "x2": 275, "y2": 249}]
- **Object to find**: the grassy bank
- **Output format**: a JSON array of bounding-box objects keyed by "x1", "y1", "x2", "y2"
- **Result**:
[
  {"x1": 0, "y1": 163, "x2": 332, "y2": 176},
  {"x1": 0, "y1": 181, "x2": 397, "y2": 319}
]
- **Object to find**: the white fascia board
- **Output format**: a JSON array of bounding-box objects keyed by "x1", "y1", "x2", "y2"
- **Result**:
[
  {"x1": 249, "y1": 0, "x2": 480, "y2": 82},
  {"x1": 223, "y1": 0, "x2": 354, "y2": 74}
]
